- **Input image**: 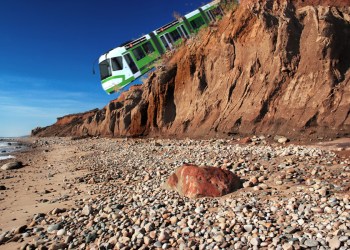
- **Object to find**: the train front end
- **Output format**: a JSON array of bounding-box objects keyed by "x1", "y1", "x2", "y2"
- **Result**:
[{"x1": 98, "y1": 47, "x2": 134, "y2": 95}]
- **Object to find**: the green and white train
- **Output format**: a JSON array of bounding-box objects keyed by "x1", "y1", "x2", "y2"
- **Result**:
[{"x1": 98, "y1": 0, "x2": 223, "y2": 95}]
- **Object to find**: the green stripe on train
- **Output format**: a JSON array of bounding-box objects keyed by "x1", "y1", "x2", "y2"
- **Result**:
[{"x1": 105, "y1": 76, "x2": 135, "y2": 94}]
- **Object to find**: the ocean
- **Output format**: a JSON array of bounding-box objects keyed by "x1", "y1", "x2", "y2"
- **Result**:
[{"x1": 0, "y1": 138, "x2": 26, "y2": 160}]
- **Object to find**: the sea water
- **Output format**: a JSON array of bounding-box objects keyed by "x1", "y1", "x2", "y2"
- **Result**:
[{"x1": 0, "y1": 138, "x2": 25, "y2": 160}]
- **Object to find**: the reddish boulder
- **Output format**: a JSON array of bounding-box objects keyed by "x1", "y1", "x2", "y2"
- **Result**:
[
  {"x1": 240, "y1": 137, "x2": 252, "y2": 144},
  {"x1": 164, "y1": 164, "x2": 242, "y2": 198}
]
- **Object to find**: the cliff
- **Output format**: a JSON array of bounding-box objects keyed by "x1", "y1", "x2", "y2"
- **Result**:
[{"x1": 32, "y1": 0, "x2": 350, "y2": 139}]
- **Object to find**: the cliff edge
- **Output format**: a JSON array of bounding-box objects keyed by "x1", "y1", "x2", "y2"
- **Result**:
[{"x1": 32, "y1": 0, "x2": 350, "y2": 139}]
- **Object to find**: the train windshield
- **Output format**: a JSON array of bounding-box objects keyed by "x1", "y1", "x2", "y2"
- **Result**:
[{"x1": 99, "y1": 59, "x2": 112, "y2": 80}]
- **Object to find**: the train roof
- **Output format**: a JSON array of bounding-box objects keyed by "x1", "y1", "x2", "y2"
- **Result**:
[{"x1": 100, "y1": 0, "x2": 220, "y2": 59}]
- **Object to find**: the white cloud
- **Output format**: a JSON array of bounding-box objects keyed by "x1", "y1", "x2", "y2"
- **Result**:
[{"x1": 0, "y1": 74, "x2": 107, "y2": 136}]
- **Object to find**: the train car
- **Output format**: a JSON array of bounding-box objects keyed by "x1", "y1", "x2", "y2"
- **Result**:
[{"x1": 98, "y1": 0, "x2": 224, "y2": 95}]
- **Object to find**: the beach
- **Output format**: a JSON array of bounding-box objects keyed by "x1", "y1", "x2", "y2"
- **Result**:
[{"x1": 0, "y1": 136, "x2": 349, "y2": 249}]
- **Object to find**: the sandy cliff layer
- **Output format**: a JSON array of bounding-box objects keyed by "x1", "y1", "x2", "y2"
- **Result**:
[{"x1": 32, "y1": 0, "x2": 350, "y2": 139}]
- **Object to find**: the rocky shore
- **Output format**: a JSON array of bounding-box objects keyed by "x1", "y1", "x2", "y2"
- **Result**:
[{"x1": 0, "y1": 136, "x2": 349, "y2": 250}]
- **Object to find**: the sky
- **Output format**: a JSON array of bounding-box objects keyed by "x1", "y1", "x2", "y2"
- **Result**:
[{"x1": 0, "y1": 0, "x2": 210, "y2": 137}]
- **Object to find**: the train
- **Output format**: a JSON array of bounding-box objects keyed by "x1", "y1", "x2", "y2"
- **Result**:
[{"x1": 98, "y1": 0, "x2": 224, "y2": 95}]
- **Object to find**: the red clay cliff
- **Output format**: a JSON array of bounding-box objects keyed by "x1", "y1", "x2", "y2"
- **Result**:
[{"x1": 32, "y1": 0, "x2": 350, "y2": 139}]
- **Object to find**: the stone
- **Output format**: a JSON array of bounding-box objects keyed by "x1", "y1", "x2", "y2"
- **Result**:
[
  {"x1": 144, "y1": 222, "x2": 155, "y2": 232},
  {"x1": 143, "y1": 236, "x2": 151, "y2": 245},
  {"x1": 154, "y1": 241, "x2": 162, "y2": 248},
  {"x1": 163, "y1": 164, "x2": 242, "y2": 198},
  {"x1": 118, "y1": 236, "x2": 130, "y2": 244},
  {"x1": 250, "y1": 237, "x2": 261, "y2": 246},
  {"x1": 57, "y1": 229, "x2": 66, "y2": 236},
  {"x1": 51, "y1": 208, "x2": 66, "y2": 215},
  {"x1": 213, "y1": 235, "x2": 224, "y2": 243},
  {"x1": 158, "y1": 231, "x2": 169, "y2": 242},
  {"x1": 0, "y1": 185, "x2": 6, "y2": 190},
  {"x1": 47, "y1": 223, "x2": 62, "y2": 233},
  {"x1": 240, "y1": 137, "x2": 252, "y2": 144},
  {"x1": 1, "y1": 161, "x2": 23, "y2": 170},
  {"x1": 328, "y1": 236, "x2": 341, "y2": 249},
  {"x1": 243, "y1": 225, "x2": 253, "y2": 232},
  {"x1": 82, "y1": 205, "x2": 92, "y2": 216},
  {"x1": 15, "y1": 225, "x2": 27, "y2": 234},
  {"x1": 274, "y1": 136, "x2": 289, "y2": 143},
  {"x1": 304, "y1": 239, "x2": 319, "y2": 247},
  {"x1": 195, "y1": 206, "x2": 204, "y2": 214},
  {"x1": 243, "y1": 181, "x2": 253, "y2": 188},
  {"x1": 170, "y1": 216, "x2": 178, "y2": 225}
]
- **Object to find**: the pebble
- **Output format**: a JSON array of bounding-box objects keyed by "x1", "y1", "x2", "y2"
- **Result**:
[
  {"x1": 243, "y1": 224, "x2": 253, "y2": 232},
  {"x1": 328, "y1": 236, "x2": 341, "y2": 249},
  {"x1": 56, "y1": 229, "x2": 66, "y2": 236},
  {"x1": 1, "y1": 161, "x2": 22, "y2": 170},
  {"x1": 82, "y1": 205, "x2": 92, "y2": 216},
  {"x1": 304, "y1": 239, "x2": 319, "y2": 247},
  {"x1": 47, "y1": 223, "x2": 61, "y2": 233},
  {"x1": 1, "y1": 137, "x2": 347, "y2": 250},
  {"x1": 250, "y1": 237, "x2": 261, "y2": 246}
]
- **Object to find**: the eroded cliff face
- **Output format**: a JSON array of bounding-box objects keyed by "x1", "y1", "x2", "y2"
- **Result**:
[{"x1": 32, "y1": 0, "x2": 350, "y2": 139}]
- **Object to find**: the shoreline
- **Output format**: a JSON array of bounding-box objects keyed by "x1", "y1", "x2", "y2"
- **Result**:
[{"x1": 0, "y1": 136, "x2": 349, "y2": 249}]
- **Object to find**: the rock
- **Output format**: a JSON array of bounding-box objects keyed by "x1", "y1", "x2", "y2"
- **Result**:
[
  {"x1": 213, "y1": 235, "x2": 224, "y2": 243},
  {"x1": 118, "y1": 236, "x2": 130, "y2": 244},
  {"x1": 304, "y1": 239, "x2": 319, "y2": 247},
  {"x1": 154, "y1": 241, "x2": 162, "y2": 248},
  {"x1": 243, "y1": 181, "x2": 253, "y2": 188},
  {"x1": 15, "y1": 225, "x2": 27, "y2": 234},
  {"x1": 163, "y1": 164, "x2": 242, "y2": 198},
  {"x1": 51, "y1": 208, "x2": 66, "y2": 215},
  {"x1": 274, "y1": 136, "x2": 289, "y2": 143},
  {"x1": 0, "y1": 232, "x2": 8, "y2": 244},
  {"x1": 243, "y1": 225, "x2": 253, "y2": 232},
  {"x1": 82, "y1": 205, "x2": 92, "y2": 216},
  {"x1": 1, "y1": 161, "x2": 23, "y2": 170},
  {"x1": 278, "y1": 137, "x2": 288, "y2": 143},
  {"x1": 195, "y1": 206, "x2": 205, "y2": 214},
  {"x1": 144, "y1": 223, "x2": 155, "y2": 232},
  {"x1": 158, "y1": 231, "x2": 169, "y2": 242},
  {"x1": 328, "y1": 236, "x2": 341, "y2": 249},
  {"x1": 250, "y1": 237, "x2": 261, "y2": 246},
  {"x1": 48, "y1": 243, "x2": 67, "y2": 250},
  {"x1": 143, "y1": 236, "x2": 151, "y2": 245},
  {"x1": 0, "y1": 185, "x2": 6, "y2": 190},
  {"x1": 57, "y1": 229, "x2": 66, "y2": 236},
  {"x1": 170, "y1": 216, "x2": 178, "y2": 225},
  {"x1": 240, "y1": 137, "x2": 252, "y2": 144},
  {"x1": 47, "y1": 223, "x2": 62, "y2": 233}
]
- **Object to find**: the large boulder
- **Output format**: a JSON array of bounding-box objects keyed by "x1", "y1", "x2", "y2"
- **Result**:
[
  {"x1": 164, "y1": 164, "x2": 242, "y2": 198},
  {"x1": 1, "y1": 161, "x2": 23, "y2": 170}
]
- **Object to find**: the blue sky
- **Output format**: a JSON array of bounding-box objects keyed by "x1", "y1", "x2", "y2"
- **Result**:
[{"x1": 0, "y1": 0, "x2": 209, "y2": 137}]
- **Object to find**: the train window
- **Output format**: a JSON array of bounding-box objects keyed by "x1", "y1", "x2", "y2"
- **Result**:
[
  {"x1": 207, "y1": 10, "x2": 215, "y2": 22},
  {"x1": 111, "y1": 57, "x2": 123, "y2": 71},
  {"x1": 160, "y1": 36, "x2": 169, "y2": 49},
  {"x1": 142, "y1": 42, "x2": 155, "y2": 54},
  {"x1": 133, "y1": 47, "x2": 146, "y2": 61},
  {"x1": 169, "y1": 29, "x2": 181, "y2": 42},
  {"x1": 99, "y1": 59, "x2": 112, "y2": 80},
  {"x1": 181, "y1": 25, "x2": 189, "y2": 38},
  {"x1": 190, "y1": 17, "x2": 205, "y2": 30},
  {"x1": 177, "y1": 25, "x2": 189, "y2": 39}
]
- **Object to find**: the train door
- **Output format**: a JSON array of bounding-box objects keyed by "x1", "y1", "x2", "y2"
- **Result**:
[
  {"x1": 124, "y1": 53, "x2": 141, "y2": 77},
  {"x1": 160, "y1": 34, "x2": 173, "y2": 50}
]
